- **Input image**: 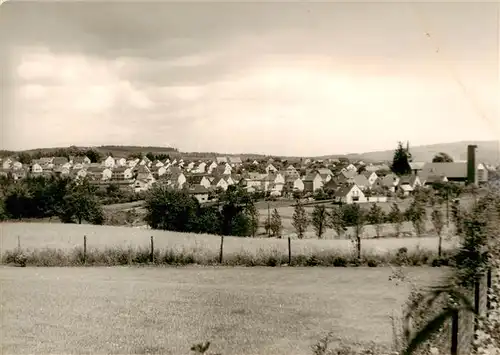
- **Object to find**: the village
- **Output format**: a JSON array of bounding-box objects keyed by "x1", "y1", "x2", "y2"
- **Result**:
[{"x1": 0, "y1": 143, "x2": 496, "y2": 206}]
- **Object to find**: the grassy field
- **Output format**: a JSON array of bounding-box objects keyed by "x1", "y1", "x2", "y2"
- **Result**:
[
  {"x1": 0, "y1": 223, "x2": 459, "y2": 260},
  {"x1": 0, "y1": 266, "x2": 449, "y2": 355}
]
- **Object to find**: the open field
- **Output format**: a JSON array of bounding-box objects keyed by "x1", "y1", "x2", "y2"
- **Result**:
[
  {"x1": 0, "y1": 266, "x2": 449, "y2": 355},
  {"x1": 0, "y1": 223, "x2": 459, "y2": 260}
]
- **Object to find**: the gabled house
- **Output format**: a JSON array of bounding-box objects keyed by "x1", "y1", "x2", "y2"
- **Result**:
[
  {"x1": 31, "y1": 163, "x2": 43, "y2": 174},
  {"x1": 352, "y1": 174, "x2": 370, "y2": 191},
  {"x1": 186, "y1": 162, "x2": 195, "y2": 171},
  {"x1": 52, "y1": 157, "x2": 69, "y2": 166},
  {"x1": 112, "y1": 167, "x2": 134, "y2": 181},
  {"x1": 362, "y1": 171, "x2": 378, "y2": 186},
  {"x1": 284, "y1": 176, "x2": 305, "y2": 192},
  {"x1": 2, "y1": 158, "x2": 13, "y2": 170},
  {"x1": 74, "y1": 168, "x2": 88, "y2": 180},
  {"x1": 11, "y1": 161, "x2": 23, "y2": 170},
  {"x1": 72, "y1": 156, "x2": 91, "y2": 165},
  {"x1": 398, "y1": 175, "x2": 421, "y2": 190},
  {"x1": 302, "y1": 173, "x2": 323, "y2": 193},
  {"x1": 186, "y1": 174, "x2": 212, "y2": 189},
  {"x1": 196, "y1": 162, "x2": 207, "y2": 174},
  {"x1": 381, "y1": 173, "x2": 400, "y2": 192},
  {"x1": 225, "y1": 175, "x2": 235, "y2": 186},
  {"x1": 186, "y1": 185, "x2": 209, "y2": 204},
  {"x1": 334, "y1": 184, "x2": 366, "y2": 204},
  {"x1": 345, "y1": 163, "x2": 357, "y2": 172},
  {"x1": 135, "y1": 165, "x2": 155, "y2": 182},
  {"x1": 103, "y1": 156, "x2": 115, "y2": 169},
  {"x1": 211, "y1": 176, "x2": 229, "y2": 191},
  {"x1": 265, "y1": 164, "x2": 278, "y2": 173},
  {"x1": 228, "y1": 157, "x2": 242, "y2": 166},
  {"x1": 213, "y1": 164, "x2": 232, "y2": 176},
  {"x1": 207, "y1": 161, "x2": 218, "y2": 173},
  {"x1": 285, "y1": 165, "x2": 299, "y2": 178},
  {"x1": 115, "y1": 158, "x2": 127, "y2": 167},
  {"x1": 216, "y1": 156, "x2": 228, "y2": 164}
]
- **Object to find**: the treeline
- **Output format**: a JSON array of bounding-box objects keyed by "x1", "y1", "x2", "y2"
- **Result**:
[
  {"x1": 5, "y1": 147, "x2": 103, "y2": 165},
  {"x1": 0, "y1": 175, "x2": 103, "y2": 224},
  {"x1": 144, "y1": 184, "x2": 259, "y2": 237}
]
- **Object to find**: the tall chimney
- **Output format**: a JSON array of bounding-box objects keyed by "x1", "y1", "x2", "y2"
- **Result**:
[{"x1": 467, "y1": 145, "x2": 477, "y2": 185}]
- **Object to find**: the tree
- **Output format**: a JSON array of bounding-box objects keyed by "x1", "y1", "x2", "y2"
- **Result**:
[
  {"x1": 146, "y1": 152, "x2": 156, "y2": 162},
  {"x1": 59, "y1": 179, "x2": 104, "y2": 225},
  {"x1": 405, "y1": 200, "x2": 426, "y2": 237},
  {"x1": 330, "y1": 205, "x2": 346, "y2": 239},
  {"x1": 350, "y1": 204, "x2": 366, "y2": 260},
  {"x1": 219, "y1": 184, "x2": 254, "y2": 236},
  {"x1": 391, "y1": 141, "x2": 412, "y2": 176},
  {"x1": 432, "y1": 152, "x2": 454, "y2": 163},
  {"x1": 387, "y1": 203, "x2": 404, "y2": 237},
  {"x1": 292, "y1": 199, "x2": 309, "y2": 239},
  {"x1": 311, "y1": 204, "x2": 328, "y2": 238},
  {"x1": 431, "y1": 206, "x2": 445, "y2": 257},
  {"x1": 270, "y1": 208, "x2": 282, "y2": 238},
  {"x1": 83, "y1": 149, "x2": 102, "y2": 163},
  {"x1": 144, "y1": 185, "x2": 199, "y2": 232},
  {"x1": 17, "y1": 152, "x2": 32, "y2": 165},
  {"x1": 366, "y1": 204, "x2": 385, "y2": 237},
  {"x1": 246, "y1": 202, "x2": 260, "y2": 237}
]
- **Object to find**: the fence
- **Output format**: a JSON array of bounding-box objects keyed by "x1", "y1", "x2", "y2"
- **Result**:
[{"x1": 404, "y1": 269, "x2": 494, "y2": 355}]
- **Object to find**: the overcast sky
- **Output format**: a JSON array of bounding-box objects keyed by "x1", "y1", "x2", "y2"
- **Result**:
[{"x1": 1, "y1": 1, "x2": 499, "y2": 156}]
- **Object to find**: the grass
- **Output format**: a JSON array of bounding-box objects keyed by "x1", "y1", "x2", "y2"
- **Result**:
[
  {"x1": 0, "y1": 266, "x2": 449, "y2": 355},
  {"x1": 1, "y1": 223, "x2": 458, "y2": 267}
]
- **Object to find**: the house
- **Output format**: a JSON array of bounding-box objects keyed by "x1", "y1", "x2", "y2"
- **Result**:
[
  {"x1": 168, "y1": 172, "x2": 186, "y2": 188},
  {"x1": 409, "y1": 162, "x2": 426, "y2": 175},
  {"x1": 340, "y1": 169, "x2": 357, "y2": 179},
  {"x1": 477, "y1": 163, "x2": 488, "y2": 184},
  {"x1": 2, "y1": 158, "x2": 13, "y2": 169},
  {"x1": 196, "y1": 162, "x2": 207, "y2": 173},
  {"x1": 228, "y1": 156, "x2": 242, "y2": 166},
  {"x1": 207, "y1": 161, "x2": 218, "y2": 173},
  {"x1": 74, "y1": 169, "x2": 88, "y2": 180},
  {"x1": 39, "y1": 157, "x2": 54, "y2": 166},
  {"x1": 11, "y1": 161, "x2": 23, "y2": 170},
  {"x1": 285, "y1": 165, "x2": 299, "y2": 178},
  {"x1": 87, "y1": 166, "x2": 106, "y2": 180},
  {"x1": 323, "y1": 180, "x2": 340, "y2": 194},
  {"x1": 53, "y1": 166, "x2": 71, "y2": 176},
  {"x1": 216, "y1": 156, "x2": 228, "y2": 164},
  {"x1": 31, "y1": 163, "x2": 43, "y2": 174},
  {"x1": 225, "y1": 175, "x2": 235, "y2": 186},
  {"x1": 345, "y1": 163, "x2": 357, "y2": 172},
  {"x1": 186, "y1": 185, "x2": 209, "y2": 204},
  {"x1": 265, "y1": 164, "x2": 278, "y2": 173},
  {"x1": 115, "y1": 158, "x2": 127, "y2": 167},
  {"x1": 361, "y1": 171, "x2": 378, "y2": 186},
  {"x1": 133, "y1": 179, "x2": 153, "y2": 192},
  {"x1": 135, "y1": 165, "x2": 154, "y2": 182},
  {"x1": 52, "y1": 157, "x2": 69, "y2": 166},
  {"x1": 186, "y1": 162, "x2": 195, "y2": 171},
  {"x1": 112, "y1": 167, "x2": 134, "y2": 181},
  {"x1": 103, "y1": 156, "x2": 115, "y2": 168},
  {"x1": 213, "y1": 164, "x2": 232, "y2": 176},
  {"x1": 186, "y1": 174, "x2": 212, "y2": 189},
  {"x1": 155, "y1": 166, "x2": 168, "y2": 177},
  {"x1": 398, "y1": 175, "x2": 421, "y2": 190},
  {"x1": 284, "y1": 176, "x2": 305, "y2": 192},
  {"x1": 418, "y1": 173, "x2": 448, "y2": 186},
  {"x1": 302, "y1": 173, "x2": 323, "y2": 193},
  {"x1": 381, "y1": 173, "x2": 400, "y2": 192},
  {"x1": 72, "y1": 156, "x2": 91, "y2": 165},
  {"x1": 334, "y1": 184, "x2": 367, "y2": 204},
  {"x1": 12, "y1": 168, "x2": 28, "y2": 180},
  {"x1": 211, "y1": 176, "x2": 229, "y2": 191},
  {"x1": 352, "y1": 174, "x2": 370, "y2": 191}
]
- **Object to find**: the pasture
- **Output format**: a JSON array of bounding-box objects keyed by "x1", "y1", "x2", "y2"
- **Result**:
[
  {"x1": 0, "y1": 223, "x2": 459, "y2": 260},
  {"x1": 0, "y1": 266, "x2": 449, "y2": 355}
]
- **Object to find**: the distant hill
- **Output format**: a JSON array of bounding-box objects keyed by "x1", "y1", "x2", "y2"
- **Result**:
[{"x1": 325, "y1": 140, "x2": 500, "y2": 164}]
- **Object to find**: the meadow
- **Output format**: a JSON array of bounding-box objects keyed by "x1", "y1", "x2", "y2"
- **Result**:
[
  {"x1": 0, "y1": 222, "x2": 459, "y2": 261},
  {"x1": 0, "y1": 266, "x2": 449, "y2": 355}
]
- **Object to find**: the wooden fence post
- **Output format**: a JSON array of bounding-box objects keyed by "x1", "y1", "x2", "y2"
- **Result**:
[
  {"x1": 219, "y1": 236, "x2": 224, "y2": 264},
  {"x1": 288, "y1": 237, "x2": 291, "y2": 265},
  {"x1": 150, "y1": 236, "x2": 154, "y2": 263},
  {"x1": 474, "y1": 280, "x2": 481, "y2": 335},
  {"x1": 17, "y1": 236, "x2": 21, "y2": 250},
  {"x1": 451, "y1": 309, "x2": 459, "y2": 355},
  {"x1": 83, "y1": 235, "x2": 87, "y2": 264},
  {"x1": 487, "y1": 268, "x2": 493, "y2": 311}
]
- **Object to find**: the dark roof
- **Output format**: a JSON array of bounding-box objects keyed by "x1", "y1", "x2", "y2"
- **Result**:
[
  {"x1": 187, "y1": 185, "x2": 209, "y2": 194},
  {"x1": 421, "y1": 162, "x2": 467, "y2": 179}
]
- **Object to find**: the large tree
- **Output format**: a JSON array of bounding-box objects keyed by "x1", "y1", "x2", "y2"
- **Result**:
[
  {"x1": 366, "y1": 203, "x2": 385, "y2": 237},
  {"x1": 432, "y1": 152, "x2": 454, "y2": 163},
  {"x1": 59, "y1": 179, "x2": 104, "y2": 225},
  {"x1": 270, "y1": 208, "x2": 282, "y2": 238},
  {"x1": 391, "y1": 141, "x2": 412, "y2": 176},
  {"x1": 330, "y1": 205, "x2": 347, "y2": 239}
]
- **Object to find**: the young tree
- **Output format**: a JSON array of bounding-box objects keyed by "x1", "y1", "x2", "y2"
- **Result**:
[
  {"x1": 350, "y1": 204, "x2": 366, "y2": 260},
  {"x1": 311, "y1": 204, "x2": 328, "y2": 239},
  {"x1": 292, "y1": 199, "x2": 309, "y2": 239},
  {"x1": 387, "y1": 202, "x2": 404, "y2": 237},
  {"x1": 330, "y1": 205, "x2": 346, "y2": 239},
  {"x1": 270, "y1": 208, "x2": 282, "y2": 238},
  {"x1": 246, "y1": 202, "x2": 260, "y2": 237},
  {"x1": 431, "y1": 206, "x2": 445, "y2": 257},
  {"x1": 405, "y1": 200, "x2": 426, "y2": 237},
  {"x1": 366, "y1": 203, "x2": 385, "y2": 237},
  {"x1": 264, "y1": 217, "x2": 271, "y2": 237},
  {"x1": 391, "y1": 141, "x2": 412, "y2": 176}
]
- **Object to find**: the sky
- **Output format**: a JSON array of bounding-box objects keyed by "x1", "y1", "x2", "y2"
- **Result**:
[{"x1": 1, "y1": 0, "x2": 499, "y2": 156}]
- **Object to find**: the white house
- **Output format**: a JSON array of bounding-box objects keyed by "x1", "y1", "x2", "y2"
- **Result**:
[
  {"x1": 31, "y1": 163, "x2": 43, "y2": 174},
  {"x1": 207, "y1": 161, "x2": 218, "y2": 173},
  {"x1": 115, "y1": 158, "x2": 127, "y2": 167},
  {"x1": 211, "y1": 176, "x2": 229, "y2": 191},
  {"x1": 102, "y1": 156, "x2": 115, "y2": 168},
  {"x1": 266, "y1": 164, "x2": 278, "y2": 173},
  {"x1": 334, "y1": 184, "x2": 367, "y2": 204},
  {"x1": 303, "y1": 173, "x2": 323, "y2": 192}
]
